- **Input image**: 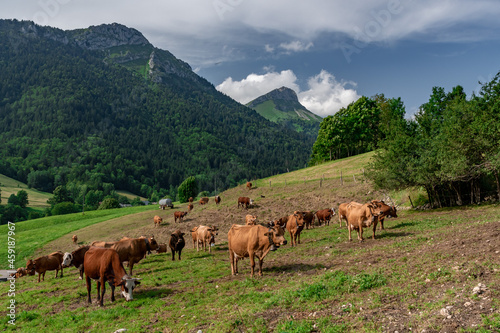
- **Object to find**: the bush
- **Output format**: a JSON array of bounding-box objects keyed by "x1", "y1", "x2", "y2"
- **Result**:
[
  {"x1": 51, "y1": 202, "x2": 79, "y2": 216},
  {"x1": 98, "y1": 197, "x2": 120, "y2": 210},
  {"x1": 178, "y1": 176, "x2": 198, "y2": 203}
]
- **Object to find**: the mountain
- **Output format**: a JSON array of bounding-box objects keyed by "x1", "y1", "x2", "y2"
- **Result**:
[
  {"x1": 0, "y1": 19, "x2": 315, "y2": 198},
  {"x1": 247, "y1": 87, "x2": 322, "y2": 135}
]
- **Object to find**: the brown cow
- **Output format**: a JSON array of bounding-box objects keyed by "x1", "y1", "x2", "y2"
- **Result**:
[
  {"x1": 371, "y1": 200, "x2": 398, "y2": 230},
  {"x1": 62, "y1": 245, "x2": 91, "y2": 280},
  {"x1": 169, "y1": 230, "x2": 186, "y2": 261},
  {"x1": 228, "y1": 222, "x2": 287, "y2": 277},
  {"x1": 286, "y1": 212, "x2": 305, "y2": 246},
  {"x1": 72, "y1": 235, "x2": 78, "y2": 244},
  {"x1": 315, "y1": 208, "x2": 336, "y2": 226},
  {"x1": 188, "y1": 197, "x2": 194, "y2": 203},
  {"x1": 153, "y1": 215, "x2": 163, "y2": 227},
  {"x1": 110, "y1": 236, "x2": 159, "y2": 275},
  {"x1": 245, "y1": 214, "x2": 257, "y2": 225},
  {"x1": 10, "y1": 267, "x2": 27, "y2": 279},
  {"x1": 84, "y1": 247, "x2": 140, "y2": 306},
  {"x1": 246, "y1": 182, "x2": 252, "y2": 190},
  {"x1": 199, "y1": 197, "x2": 209, "y2": 205},
  {"x1": 174, "y1": 211, "x2": 188, "y2": 223},
  {"x1": 274, "y1": 216, "x2": 289, "y2": 228},
  {"x1": 26, "y1": 251, "x2": 64, "y2": 283},
  {"x1": 214, "y1": 195, "x2": 221, "y2": 205},
  {"x1": 301, "y1": 211, "x2": 315, "y2": 229},
  {"x1": 188, "y1": 203, "x2": 193, "y2": 212},
  {"x1": 237, "y1": 197, "x2": 253, "y2": 209},
  {"x1": 91, "y1": 240, "x2": 117, "y2": 248},
  {"x1": 156, "y1": 244, "x2": 167, "y2": 253},
  {"x1": 346, "y1": 202, "x2": 380, "y2": 241},
  {"x1": 191, "y1": 225, "x2": 218, "y2": 253},
  {"x1": 338, "y1": 203, "x2": 350, "y2": 227}
]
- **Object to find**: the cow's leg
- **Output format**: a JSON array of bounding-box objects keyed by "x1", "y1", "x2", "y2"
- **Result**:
[
  {"x1": 348, "y1": 224, "x2": 352, "y2": 241},
  {"x1": 230, "y1": 251, "x2": 235, "y2": 275},
  {"x1": 208, "y1": 239, "x2": 211, "y2": 253},
  {"x1": 99, "y1": 278, "x2": 106, "y2": 306},
  {"x1": 109, "y1": 282, "x2": 115, "y2": 302},
  {"x1": 128, "y1": 261, "x2": 134, "y2": 276},
  {"x1": 257, "y1": 257, "x2": 263, "y2": 276},
  {"x1": 171, "y1": 250, "x2": 175, "y2": 261},
  {"x1": 178, "y1": 249, "x2": 182, "y2": 261},
  {"x1": 60, "y1": 265, "x2": 63, "y2": 278},
  {"x1": 79, "y1": 268, "x2": 84, "y2": 280},
  {"x1": 379, "y1": 217, "x2": 385, "y2": 230},
  {"x1": 42, "y1": 271, "x2": 46, "y2": 282},
  {"x1": 86, "y1": 276, "x2": 92, "y2": 304},
  {"x1": 249, "y1": 254, "x2": 256, "y2": 278},
  {"x1": 372, "y1": 223, "x2": 377, "y2": 240},
  {"x1": 96, "y1": 280, "x2": 101, "y2": 306},
  {"x1": 55, "y1": 268, "x2": 59, "y2": 278},
  {"x1": 359, "y1": 225, "x2": 364, "y2": 242}
]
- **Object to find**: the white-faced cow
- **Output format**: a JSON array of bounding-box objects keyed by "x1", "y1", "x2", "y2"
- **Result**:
[
  {"x1": 84, "y1": 247, "x2": 140, "y2": 306},
  {"x1": 62, "y1": 245, "x2": 90, "y2": 280}
]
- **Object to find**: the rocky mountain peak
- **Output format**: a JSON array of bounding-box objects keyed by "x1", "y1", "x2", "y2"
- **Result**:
[{"x1": 71, "y1": 23, "x2": 150, "y2": 50}]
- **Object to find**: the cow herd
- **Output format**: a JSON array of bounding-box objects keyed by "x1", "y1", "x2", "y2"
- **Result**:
[{"x1": 12, "y1": 194, "x2": 397, "y2": 307}]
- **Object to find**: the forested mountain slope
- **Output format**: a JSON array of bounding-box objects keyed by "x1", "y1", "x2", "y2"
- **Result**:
[{"x1": 0, "y1": 20, "x2": 314, "y2": 197}]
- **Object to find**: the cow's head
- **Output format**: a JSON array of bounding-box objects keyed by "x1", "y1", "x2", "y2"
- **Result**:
[
  {"x1": 61, "y1": 252, "x2": 73, "y2": 268},
  {"x1": 330, "y1": 208, "x2": 336, "y2": 216},
  {"x1": 208, "y1": 226, "x2": 218, "y2": 245},
  {"x1": 266, "y1": 223, "x2": 287, "y2": 248},
  {"x1": 171, "y1": 231, "x2": 185, "y2": 245},
  {"x1": 120, "y1": 276, "x2": 141, "y2": 301},
  {"x1": 25, "y1": 260, "x2": 36, "y2": 275},
  {"x1": 148, "y1": 236, "x2": 159, "y2": 251},
  {"x1": 390, "y1": 206, "x2": 398, "y2": 218}
]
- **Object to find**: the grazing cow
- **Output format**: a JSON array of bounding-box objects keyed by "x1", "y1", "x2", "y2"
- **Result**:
[
  {"x1": 91, "y1": 240, "x2": 117, "y2": 248},
  {"x1": 62, "y1": 245, "x2": 90, "y2": 280},
  {"x1": 199, "y1": 197, "x2": 209, "y2": 205},
  {"x1": 338, "y1": 203, "x2": 350, "y2": 227},
  {"x1": 245, "y1": 214, "x2": 257, "y2": 225},
  {"x1": 246, "y1": 182, "x2": 252, "y2": 190},
  {"x1": 188, "y1": 197, "x2": 194, "y2": 203},
  {"x1": 274, "y1": 216, "x2": 289, "y2": 228},
  {"x1": 214, "y1": 195, "x2": 221, "y2": 205},
  {"x1": 111, "y1": 236, "x2": 159, "y2": 275},
  {"x1": 228, "y1": 222, "x2": 287, "y2": 277},
  {"x1": 153, "y1": 215, "x2": 163, "y2": 227},
  {"x1": 169, "y1": 230, "x2": 186, "y2": 261},
  {"x1": 191, "y1": 225, "x2": 218, "y2": 253},
  {"x1": 188, "y1": 203, "x2": 193, "y2": 212},
  {"x1": 315, "y1": 208, "x2": 336, "y2": 226},
  {"x1": 10, "y1": 267, "x2": 27, "y2": 279},
  {"x1": 84, "y1": 247, "x2": 140, "y2": 306},
  {"x1": 237, "y1": 197, "x2": 254, "y2": 209},
  {"x1": 286, "y1": 212, "x2": 305, "y2": 246},
  {"x1": 371, "y1": 200, "x2": 398, "y2": 230},
  {"x1": 26, "y1": 251, "x2": 64, "y2": 283},
  {"x1": 156, "y1": 244, "x2": 167, "y2": 253},
  {"x1": 72, "y1": 235, "x2": 78, "y2": 245},
  {"x1": 174, "y1": 211, "x2": 188, "y2": 223},
  {"x1": 346, "y1": 202, "x2": 380, "y2": 241},
  {"x1": 301, "y1": 211, "x2": 316, "y2": 229}
]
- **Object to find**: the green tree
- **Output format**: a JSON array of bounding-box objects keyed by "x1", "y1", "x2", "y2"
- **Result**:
[
  {"x1": 52, "y1": 202, "x2": 79, "y2": 216},
  {"x1": 48, "y1": 185, "x2": 73, "y2": 206},
  {"x1": 178, "y1": 176, "x2": 198, "y2": 203},
  {"x1": 98, "y1": 197, "x2": 120, "y2": 210},
  {"x1": 16, "y1": 190, "x2": 29, "y2": 208}
]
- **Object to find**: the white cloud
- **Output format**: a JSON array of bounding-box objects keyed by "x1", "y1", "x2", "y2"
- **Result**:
[
  {"x1": 298, "y1": 70, "x2": 360, "y2": 117},
  {"x1": 216, "y1": 69, "x2": 359, "y2": 117},
  {"x1": 279, "y1": 40, "x2": 314, "y2": 52},
  {"x1": 216, "y1": 70, "x2": 300, "y2": 105}
]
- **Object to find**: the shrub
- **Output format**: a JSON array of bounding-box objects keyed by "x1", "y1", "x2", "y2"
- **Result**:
[
  {"x1": 98, "y1": 197, "x2": 121, "y2": 210},
  {"x1": 51, "y1": 202, "x2": 79, "y2": 216},
  {"x1": 178, "y1": 176, "x2": 198, "y2": 203}
]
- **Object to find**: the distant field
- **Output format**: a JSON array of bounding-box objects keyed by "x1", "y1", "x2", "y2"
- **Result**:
[
  {"x1": 0, "y1": 174, "x2": 51, "y2": 208},
  {"x1": 115, "y1": 190, "x2": 147, "y2": 201}
]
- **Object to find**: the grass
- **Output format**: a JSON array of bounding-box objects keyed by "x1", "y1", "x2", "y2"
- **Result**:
[
  {"x1": 0, "y1": 174, "x2": 52, "y2": 208},
  {"x1": 1, "y1": 153, "x2": 499, "y2": 332}
]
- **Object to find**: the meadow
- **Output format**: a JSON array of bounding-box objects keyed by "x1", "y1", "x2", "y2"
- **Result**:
[{"x1": 1, "y1": 152, "x2": 499, "y2": 332}]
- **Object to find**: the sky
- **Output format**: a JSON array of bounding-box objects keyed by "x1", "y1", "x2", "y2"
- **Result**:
[{"x1": 2, "y1": 0, "x2": 500, "y2": 117}]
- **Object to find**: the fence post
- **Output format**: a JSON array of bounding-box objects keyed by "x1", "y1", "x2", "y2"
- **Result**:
[
  {"x1": 269, "y1": 180, "x2": 271, "y2": 187},
  {"x1": 353, "y1": 175, "x2": 356, "y2": 183},
  {"x1": 340, "y1": 170, "x2": 343, "y2": 185}
]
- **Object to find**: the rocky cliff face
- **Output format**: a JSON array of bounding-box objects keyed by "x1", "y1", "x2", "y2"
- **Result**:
[
  {"x1": 248, "y1": 86, "x2": 300, "y2": 109},
  {"x1": 70, "y1": 23, "x2": 150, "y2": 50}
]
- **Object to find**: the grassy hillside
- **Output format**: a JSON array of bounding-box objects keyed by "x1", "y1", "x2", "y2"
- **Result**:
[
  {"x1": 0, "y1": 174, "x2": 51, "y2": 208},
  {"x1": 1, "y1": 152, "x2": 499, "y2": 332}
]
